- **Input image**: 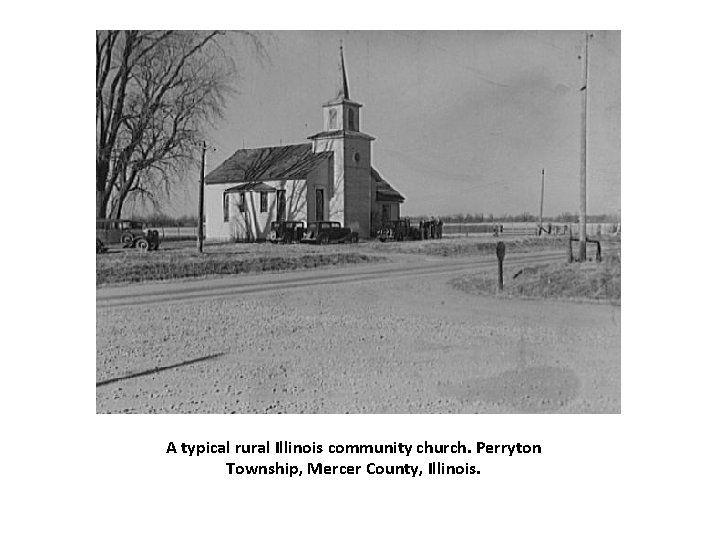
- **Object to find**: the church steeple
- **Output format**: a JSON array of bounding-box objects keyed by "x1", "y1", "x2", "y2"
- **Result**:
[
  {"x1": 317, "y1": 43, "x2": 364, "y2": 133},
  {"x1": 338, "y1": 43, "x2": 350, "y2": 101}
]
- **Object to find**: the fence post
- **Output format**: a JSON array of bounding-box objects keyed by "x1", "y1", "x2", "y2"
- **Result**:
[{"x1": 567, "y1": 236, "x2": 574, "y2": 263}]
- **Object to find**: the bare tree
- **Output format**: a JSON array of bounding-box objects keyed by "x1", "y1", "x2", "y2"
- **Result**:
[{"x1": 96, "y1": 30, "x2": 262, "y2": 219}]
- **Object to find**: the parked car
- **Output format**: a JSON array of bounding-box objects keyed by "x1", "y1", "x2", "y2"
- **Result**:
[
  {"x1": 96, "y1": 238, "x2": 107, "y2": 254},
  {"x1": 267, "y1": 221, "x2": 306, "y2": 244},
  {"x1": 96, "y1": 219, "x2": 160, "y2": 251},
  {"x1": 377, "y1": 219, "x2": 420, "y2": 242},
  {"x1": 302, "y1": 221, "x2": 359, "y2": 244}
]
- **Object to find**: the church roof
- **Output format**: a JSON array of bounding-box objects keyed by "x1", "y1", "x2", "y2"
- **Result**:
[
  {"x1": 205, "y1": 144, "x2": 332, "y2": 185},
  {"x1": 204, "y1": 142, "x2": 405, "y2": 204},
  {"x1": 372, "y1": 168, "x2": 405, "y2": 203}
]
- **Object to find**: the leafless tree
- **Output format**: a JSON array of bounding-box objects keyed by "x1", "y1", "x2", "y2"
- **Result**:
[{"x1": 96, "y1": 30, "x2": 263, "y2": 219}]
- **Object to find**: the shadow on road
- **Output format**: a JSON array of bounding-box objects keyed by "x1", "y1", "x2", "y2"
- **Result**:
[{"x1": 96, "y1": 352, "x2": 228, "y2": 388}]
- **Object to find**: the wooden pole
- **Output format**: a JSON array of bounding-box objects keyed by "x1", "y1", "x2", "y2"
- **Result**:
[
  {"x1": 578, "y1": 32, "x2": 591, "y2": 262},
  {"x1": 197, "y1": 141, "x2": 206, "y2": 253},
  {"x1": 498, "y1": 258, "x2": 504, "y2": 291},
  {"x1": 539, "y1": 167, "x2": 545, "y2": 235}
]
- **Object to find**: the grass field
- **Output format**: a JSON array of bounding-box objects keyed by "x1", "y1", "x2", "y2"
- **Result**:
[
  {"x1": 450, "y1": 254, "x2": 621, "y2": 304},
  {"x1": 96, "y1": 243, "x2": 385, "y2": 285}
]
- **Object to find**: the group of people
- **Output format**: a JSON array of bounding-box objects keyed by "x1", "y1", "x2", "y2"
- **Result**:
[{"x1": 418, "y1": 217, "x2": 443, "y2": 240}]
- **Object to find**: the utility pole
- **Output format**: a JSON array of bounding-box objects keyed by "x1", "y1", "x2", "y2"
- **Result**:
[
  {"x1": 578, "y1": 32, "x2": 592, "y2": 261},
  {"x1": 539, "y1": 167, "x2": 545, "y2": 235},
  {"x1": 197, "y1": 141, "x2": 207, "y2": 253}
]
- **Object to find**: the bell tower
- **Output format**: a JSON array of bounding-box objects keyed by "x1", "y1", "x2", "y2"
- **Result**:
[
  {"x1": 310, "y1": 44, "x2": 375, "y2": 237},
  {"x1": 322, "y1": 46, "x2": 362, "y2": 133}
]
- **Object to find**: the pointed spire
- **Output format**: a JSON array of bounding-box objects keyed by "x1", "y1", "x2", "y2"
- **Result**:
[{"x1": 338, "y1": 41, "x2": 350, "y2": 100}]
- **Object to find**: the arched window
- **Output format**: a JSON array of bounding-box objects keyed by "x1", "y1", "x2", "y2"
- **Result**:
[{"x1": 348, "y1": 109, "x2": 356, "y2": 131}]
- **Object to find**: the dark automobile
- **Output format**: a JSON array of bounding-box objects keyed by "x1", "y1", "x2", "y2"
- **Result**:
[
  {"x1": 377, "y1": 219, "x2": 420, "y2": 242},
  {"x1": 96, "y1": 219, "x2": 160, "y2": 251},
  {"x1": 267, "y1": 221, "x2": 306, "y2": 244},
  {"x1": 302, "y1": 221, "x2": 359, "y2": 244}
]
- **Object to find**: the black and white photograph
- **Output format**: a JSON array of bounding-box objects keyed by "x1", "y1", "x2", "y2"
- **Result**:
[
  {"x1": 9, "y1": 2, "x2": 720, "y2": 538},
  {"x1": 96, "y1": 30, "x2": 620, "y2": 413}
]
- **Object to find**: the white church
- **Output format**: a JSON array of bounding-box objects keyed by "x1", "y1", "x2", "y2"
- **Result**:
[{"x1": 204, "y1": 47, "x2": 405, "y2": 241}]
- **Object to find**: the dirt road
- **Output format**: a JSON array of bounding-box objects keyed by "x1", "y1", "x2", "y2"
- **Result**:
[{"x1": 96, "y1": 250, "x2": 620, "y2": 413}]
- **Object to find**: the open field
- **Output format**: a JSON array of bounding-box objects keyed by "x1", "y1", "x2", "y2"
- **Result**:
[{"x1": 97, "y1": 236, "x2": 585, "y2": 285}]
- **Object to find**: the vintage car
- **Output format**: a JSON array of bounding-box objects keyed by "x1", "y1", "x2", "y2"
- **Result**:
[
  {"x1": 96, "y1": 219, "x2": 160, "y2": 251},
  {"x1": 266, "y1": 221, "x2": 306, "y2": 244},
  {"x1": 377, "y1": 219, "x2": 420, "y2": 242},
  {"x1": 302, "y1": 221, "x2": 359, "y2": 244}
]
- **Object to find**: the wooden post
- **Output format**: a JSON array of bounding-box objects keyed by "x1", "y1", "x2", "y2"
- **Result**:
[
  {"x1": 539, "y1": 167, "x2": 545, "y2": 235},
  {"x1": 496, "y1": 241, "x2": 506, "y2": 291},
  {"x1": 568, "y1": 236, "x2": 574, "y2": 263},
  {"x1": 197, "y1": 142, "x2": 206, "y2": 253},
  {"x1": 578, "y1": 32, "x2": 592, "y2": 262}
]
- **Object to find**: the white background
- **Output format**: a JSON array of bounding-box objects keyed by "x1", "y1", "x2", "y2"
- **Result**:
[{"x1": 3, "y1": 1, "x2": 719, "y2": 538}]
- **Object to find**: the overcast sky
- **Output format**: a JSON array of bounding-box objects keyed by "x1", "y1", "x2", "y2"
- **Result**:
[{"x1": 166, "y1": 30, "x2": 620, "y2": 218}]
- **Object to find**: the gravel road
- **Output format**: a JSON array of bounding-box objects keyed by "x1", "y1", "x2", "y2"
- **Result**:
[{"x1": 96, "y1": 254, "x2": 620, "y2": 413}]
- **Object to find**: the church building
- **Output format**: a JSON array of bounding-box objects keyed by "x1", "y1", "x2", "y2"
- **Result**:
[{"x1": 204, "y1": 47, "x2": 405, "y2": 241}]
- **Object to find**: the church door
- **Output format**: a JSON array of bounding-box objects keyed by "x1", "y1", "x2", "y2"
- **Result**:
[{"x1": 315, "y1": 189, "x2": 324, "y2": 221}]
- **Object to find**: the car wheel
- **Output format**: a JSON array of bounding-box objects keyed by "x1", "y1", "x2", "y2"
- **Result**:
[
  {"x1": 318, "y1": 234, "x2": 329, "y2": 245},
  {"x1": 96, "y1": 239, "x2": 104, "y2": 254},
  {"x1": 135, "y1": 238, "x2": 150, "y2": 251},
  {"x1": 120, "y1": 232, "x2": 133, "y2": 245}
]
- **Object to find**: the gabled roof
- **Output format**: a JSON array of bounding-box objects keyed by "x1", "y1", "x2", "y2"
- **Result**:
[
  {"x1": 205, "y1": 143, "x2": 332, "y2": 185},
  {"x1": 372, "y1": 168, "x2": 405, "y2": 203}
]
